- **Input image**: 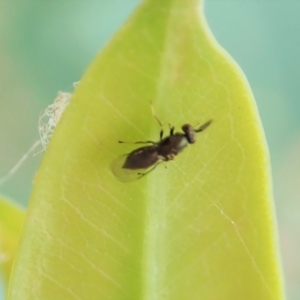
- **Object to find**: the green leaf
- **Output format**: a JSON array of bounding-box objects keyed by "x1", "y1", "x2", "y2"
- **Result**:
[
  {"x1": 0, "y1": 196, "x2": 25, "y2": 286},
  {"x1": 8, "y1": 0, "x2": 284, "y2": 299}
]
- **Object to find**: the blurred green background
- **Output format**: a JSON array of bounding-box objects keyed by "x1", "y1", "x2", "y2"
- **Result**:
[{"x1": 0, "y1": 0, "x2": 299, "y2": 299}]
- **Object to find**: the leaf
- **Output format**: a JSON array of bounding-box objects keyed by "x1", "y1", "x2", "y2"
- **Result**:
[
  {"x1": 0, "y1": 196, "x2": 25, "y2": 287},
  {"x1": 8, "y1": 0, "x2": 284, "y2": 299}
]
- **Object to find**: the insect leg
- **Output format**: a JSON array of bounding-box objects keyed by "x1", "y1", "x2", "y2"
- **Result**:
[
  {"x1": 169, "y1": 124, "x2": 175, "y2": 135},
  {"x1": 137, "y1": 161, "x2": 162, "y2": 179},
  {"x1": 150, "y1": 101, "x2": 164, "y2": 140},
  {"x1": 159, "y1": 129, "x2": 164, "y2": 140},
  {"x1": 150, "y1": 101, "x2": 163, "y2": 127}
]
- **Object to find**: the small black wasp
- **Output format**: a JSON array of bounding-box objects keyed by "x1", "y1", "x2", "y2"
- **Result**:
[{"x1": 111, "y1": 106, "x2": 212, "y2": 182}]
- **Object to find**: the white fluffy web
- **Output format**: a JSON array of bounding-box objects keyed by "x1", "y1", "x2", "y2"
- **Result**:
[
  {"x1": 38, "y1": 91, "x2": 72, "y2": 150},
  {"x1": 0, "y1": 91, "x2": 72, "y2": 186}
]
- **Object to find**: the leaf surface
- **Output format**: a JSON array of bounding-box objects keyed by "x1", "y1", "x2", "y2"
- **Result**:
[
  {"x1": 0, "y1": 196, "x2": 24, "y2": 287},
  {"x1": 8, "y1": 0, "x2": 284, "y2": 299}
]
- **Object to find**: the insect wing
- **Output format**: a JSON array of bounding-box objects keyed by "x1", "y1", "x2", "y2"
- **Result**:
[
  {"x1": 111, "y1": 154, "x2": 151, "y2": 182},
  {"x1": 111, "y1": 145, "x2": 160, "y2": 182}
]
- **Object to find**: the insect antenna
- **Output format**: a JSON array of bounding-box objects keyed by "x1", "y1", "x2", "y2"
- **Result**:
[{"x1": 195, "y1": 120, "x2": 212, "y2": 132}]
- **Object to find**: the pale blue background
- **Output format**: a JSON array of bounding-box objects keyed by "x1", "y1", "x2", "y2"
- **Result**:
[{"x1": 0, "y1": 0, "x2": 299, "y2": 299}]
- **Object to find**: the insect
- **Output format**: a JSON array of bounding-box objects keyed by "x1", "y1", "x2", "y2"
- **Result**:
[{"x1": 111, "y1": 109, "x2": 212, "y2": 182}]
